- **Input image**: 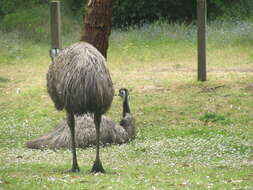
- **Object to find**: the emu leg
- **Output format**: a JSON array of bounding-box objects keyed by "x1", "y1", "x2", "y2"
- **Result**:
[
  {"x1": 91, "y1": 113, "x2": 105, "y2": 173},
  {"x1": 67, "y1": 111, "x2": 80, "y2": 172}
]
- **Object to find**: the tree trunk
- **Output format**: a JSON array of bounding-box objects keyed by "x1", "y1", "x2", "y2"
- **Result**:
[{"x1": 80, "y1": 0, "x2": 113, "y2": 58}]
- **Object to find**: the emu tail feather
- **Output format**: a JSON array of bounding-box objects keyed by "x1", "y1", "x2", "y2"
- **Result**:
[
  {"x1": 26, "y1": 123, "x2": 70, "y2": 149},
  {"x1": 26, "y1": 115, "x2": 135, "y2": 150}
]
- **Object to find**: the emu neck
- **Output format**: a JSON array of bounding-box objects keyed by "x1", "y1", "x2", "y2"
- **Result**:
[{"x1": 123, "y1": 96, "x2": 130, "y2": 117}]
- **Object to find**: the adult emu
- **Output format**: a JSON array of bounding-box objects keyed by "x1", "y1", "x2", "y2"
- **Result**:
[
  {"x1": 26, "y1": 88, "x2": 135, "y2": 149},
  {"x1": 47, "y1": 42, "x2": 114, "y2": 173}
]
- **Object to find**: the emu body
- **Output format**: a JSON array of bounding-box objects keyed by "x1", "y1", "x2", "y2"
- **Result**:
[
  {"x1": 47, "y1": 42, "x2": 114, "y2": 173},
  {"x1": 47, "y1": 42, "x2": 114, "y2": 115},
  {"x1": 26, "y1": 95, "x2": 135, "y2": 149}
]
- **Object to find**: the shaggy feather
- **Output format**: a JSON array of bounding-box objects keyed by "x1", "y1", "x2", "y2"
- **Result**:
[
  {"x1": 26, "y1": 87, "x2": 135, "y2": 150},
  {"x1": 26, "y1": 113, "x2": 135, "y2": 149},
  {"x1": 47, "y1": 42, "x2": 114, "y2": 115}
]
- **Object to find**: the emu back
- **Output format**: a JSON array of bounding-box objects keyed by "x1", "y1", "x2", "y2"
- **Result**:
[{"x1": 47, "y1": 42, "x2": 114, "y2": 115}]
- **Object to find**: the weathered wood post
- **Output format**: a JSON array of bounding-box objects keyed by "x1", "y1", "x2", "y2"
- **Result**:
[
  {"x1": 197, "y1": 0, "x2": 207, "y2": 81},
  {"x1": 50, "y1": 0, "x2": 62, "y2": 49}
]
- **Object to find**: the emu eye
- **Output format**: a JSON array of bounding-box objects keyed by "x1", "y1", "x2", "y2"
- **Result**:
[{"x1": 119, "y1": 89, "x2": 126, "y2": 97}]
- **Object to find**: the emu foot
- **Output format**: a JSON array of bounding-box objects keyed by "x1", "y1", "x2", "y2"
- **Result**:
[
  {"x1": 65, "y1": 166, "x2": 80, "y2": 173},
  {"x1": 91, "y1": 159, "x2": 105, "y2": 173}
]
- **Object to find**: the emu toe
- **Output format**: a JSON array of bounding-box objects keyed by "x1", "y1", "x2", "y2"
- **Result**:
[
  {"x1": 65, "y1": 166, "x2": 80, "y2": 173},
  {"x1": 91, "y1": 159, "x2": 105, "y2": 173}
]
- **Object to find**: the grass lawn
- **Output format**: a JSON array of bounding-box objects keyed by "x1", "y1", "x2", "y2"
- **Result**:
[{"x1": 0, "y1": 20, "x2": 253, "y2": 189}]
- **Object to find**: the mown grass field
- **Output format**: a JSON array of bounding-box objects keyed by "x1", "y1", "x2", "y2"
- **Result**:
[{"x1": 0, "y1": 20, "x2": 253, "y2": 189}]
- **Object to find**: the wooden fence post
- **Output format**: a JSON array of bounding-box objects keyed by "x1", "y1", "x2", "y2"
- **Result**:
[
  {"x1": 50, "y1": 0, "x2": 62, "y2": 49},
  {"x1": 197, "y1": 0, "x2": 207, "y2": 81}
]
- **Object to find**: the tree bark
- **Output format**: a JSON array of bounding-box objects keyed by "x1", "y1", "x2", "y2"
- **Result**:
[{"x1": 80, "y1": 0, "x2": 113, "y2": 58}]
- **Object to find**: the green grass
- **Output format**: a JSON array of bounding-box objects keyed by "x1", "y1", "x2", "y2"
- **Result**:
[{"x1": 0, "y1": 20, "x2": 253, "y2": 189}]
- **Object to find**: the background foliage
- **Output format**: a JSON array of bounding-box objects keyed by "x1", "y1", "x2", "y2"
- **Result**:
[
  {"x1": 1, "y1": 0, "x2": 253, "y2": 24},
  {"x1": 0, "y1": 0, "x2": 253, "y2": 40},
  {"x1": 58, "y1": 0, "x2": 253, "y2": 26}
]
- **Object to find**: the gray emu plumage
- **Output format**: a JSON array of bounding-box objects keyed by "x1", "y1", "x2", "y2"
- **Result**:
[
  {"x1": 26, "y1": 88, "x2": 135, "y2": 149},
  {"x1": 47, "y1": 42, "x2": 114, "y2": 173}
]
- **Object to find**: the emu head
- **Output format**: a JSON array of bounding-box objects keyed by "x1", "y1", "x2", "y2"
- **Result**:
[
  {"x1": 118, "y1": 88, "x2": 129, "y2": 99},
  {"x1": 118, "y1": 88, "x2": 130, "y2": 115},
  {"x1": 49, "y1": 48, "x2": 60, "y2": 61}
]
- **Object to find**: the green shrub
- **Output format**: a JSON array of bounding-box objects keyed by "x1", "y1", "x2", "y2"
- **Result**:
[
  {"x1": 1, "y1": 0, "x2": 253, "y2": 42},
  {"x1": 200, "y1": 112, "x2": 232, "y2": 125},
  {"x1": 61, "y1": 0, "x2": 84, "y2": 19},
  {"x1": 0, "y1": 0, "x2": 41, "y2": 18},
  {"x1": 1, "y1": 5, "x2": 50, "y2": 42},
  {"x1": 112, "y1": 0, "x2": 197, "y2": 27},
  {"x1": 1, "y1": 0, "x2": 253, "y2": 28},
  {"x1": 209, "y1": 0, "x2": 253, "y2": 20},
  {"x1": 112, "y1": 0, "x2": 253, "y2": 27},
  {"x1": 0, "y1": 3, "x2": 81, "y2": 43}
]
